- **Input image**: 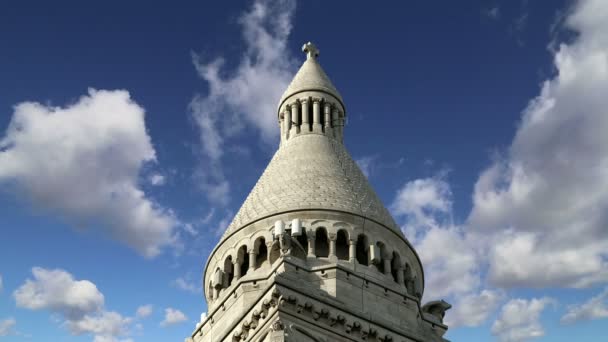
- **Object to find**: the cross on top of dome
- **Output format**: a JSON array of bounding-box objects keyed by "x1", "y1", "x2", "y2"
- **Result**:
[{"x1": 302, "y1": 42, "x2": 319, "y2": 60}]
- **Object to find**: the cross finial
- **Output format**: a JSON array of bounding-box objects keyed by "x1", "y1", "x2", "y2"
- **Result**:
[{"x1": 302, "y1": 42, "x2": 319, "y2": 60}]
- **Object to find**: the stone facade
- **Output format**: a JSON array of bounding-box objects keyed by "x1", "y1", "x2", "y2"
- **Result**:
[{"x1": 186, "y1": 42, "x2": 451, "y2": 342}]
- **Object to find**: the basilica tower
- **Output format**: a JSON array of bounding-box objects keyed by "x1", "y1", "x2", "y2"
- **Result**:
[{"x1": 187, "y1": 42, "x2": 451, "y2": 342}]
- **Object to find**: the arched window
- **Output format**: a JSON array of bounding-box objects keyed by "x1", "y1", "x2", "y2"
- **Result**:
[
  {"x1": 255, "y1": 237, "x2": 268, "y2": 268},
  {"x1": 391, "y1": 252, "x2": 401, "y2": 283},
  {"x1": 336, "y1": 229, "x2": 349, "y2": 260},
  {"x1": 356, "y1": 234, "x2": 369, "y2": 265},
  {"x1": 315, "y1": 228, "x2": 329, "y2": 257},
  {"x1": 238, "y1": 245, "x2": 249, "y2": 277},
  {"x1": 223, "y1": 256, "x2": 234, "y2": 287}
]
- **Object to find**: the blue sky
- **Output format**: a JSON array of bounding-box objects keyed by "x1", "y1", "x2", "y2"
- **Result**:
[{"x1": 1, "y1": 0, "x2": 608, "y2": 341}]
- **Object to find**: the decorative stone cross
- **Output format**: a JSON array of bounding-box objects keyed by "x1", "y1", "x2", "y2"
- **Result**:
[{"x1": 302, "y1": 42, "x2": 319, "y2": 60}]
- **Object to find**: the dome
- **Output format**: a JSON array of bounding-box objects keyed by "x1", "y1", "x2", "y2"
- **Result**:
[{"x1": 222, "y1": 134, "x2": 401, "y2": 237}]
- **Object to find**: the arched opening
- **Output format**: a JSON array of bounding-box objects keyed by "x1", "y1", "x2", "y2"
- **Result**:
[
  {"x1": 315, "y1": 228, "x2": 329, "y2": 258},
  {"x1": 296, "y1": 227, "x2": 308, "y2": 253},
  {"x1": 374, "y1": 242, "x2": 386, "y2": 273},
  {"x1": 255, "y1": 237, "x2": 268, "y2": 268},
  {"x1": 391, "y1": 252, "x2": 401, "y2": 283},
  {"x1": 238, "y1": 245, "x2": 249, "y2": 277},
  {"x1": 307, "y1": 101, "x2": 313, "y2": 132},
  {"x1": 336, "y1": 229, "x2": 349, "y2": 260},
  {"x1": 223, "y1": 256, "x2": 234, "y2": 288},
  {"x1": 356, "y1": 234, "x2": 369, "y2": 266}
]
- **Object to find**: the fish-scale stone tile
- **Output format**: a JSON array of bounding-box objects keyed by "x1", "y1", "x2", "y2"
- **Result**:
[{"x1": 222, "y1": 134, "x2": 400, "y2": 238}]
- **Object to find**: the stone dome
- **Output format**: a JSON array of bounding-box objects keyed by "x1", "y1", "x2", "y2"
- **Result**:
[{"x1": 222, "y1": 134, "x2": 401, "y2": 237}]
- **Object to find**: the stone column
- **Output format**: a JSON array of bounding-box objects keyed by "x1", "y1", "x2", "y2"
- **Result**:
[
  {"x1": 313, "y1": 98, "x2": 322, "y2": 132},
  {"x1": 267, "y1": 241, "x2": 274, "y2": 263},
  {"x1": 328, "y1": 233, "x2": 337, "y2": 260},
  {"x1": 348, "y1": 239, "x2": 357, "y2": 263},
  {"x1": 283, "y1": 106, "x2": 291, "y2": 139},
  {"x1": 324, "y1": 103, "x2": 333, "y2": 136},
  {"x1": 290, "y1": 101, "x2": 299, "y2": 135},
  {"x1": 307, "y1": 232, "x2": 316, "y2": 258},
  {"x1": 300, "y1": 98, "x2": 309, "y2": 132},
  {"x1": 396, "y1": 266, "x2": 405, "y2": 285},
  {"x1": 249, "y1": 250, "x2": 257, "y2": 270},
  {"x1": 383, "y1": 254, "x2": 392, "y2": 276},
  {"x1": 233, "y1": 260, "x2": 241, "y2": 280}
]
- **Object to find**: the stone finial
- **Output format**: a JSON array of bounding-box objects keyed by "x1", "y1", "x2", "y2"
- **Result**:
[{"x1": 302, "y1": 42, "x2": 319, "y2": 60}]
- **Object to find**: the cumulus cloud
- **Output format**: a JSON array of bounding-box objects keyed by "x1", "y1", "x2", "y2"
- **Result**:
[
  {"x1": 561, "y1": 287, "x2": 608, "y2": 324},
  {"x1": 14, "y1": 267, "x2": 104, "y2": 320},
  {"x1": 492, "y1": 297, "x2": 554, "y2": 342},
  {"x1": 190, "y1": 0, "x2": 297, "y2": 205},
  {"x1": 0, "y1": 318, "x2": 16, "y2": 336},
  {"x1": 14, "y1": 267, "x2": 133, "y2": 341},
  {"x1": 160, "y1": 308, "x2": 188, "y2": 327},
  {"x1": 446, "y1": 290, "x2": 504, "y2": 328},
  {"x1": 391, "y1": 176, "x2": 480, "y2": 300},
  {"x1": 135, "y1": 305, "x2": 153, "y2": 319},
  {"x1": 66, "y1": 311, "x2": 132, "y2": 341},
  {"x1": 0, "y1": 89, "x2": 178, "y2": 257},
  {"x1": 468, "y1": 0, "x2": 608, "y2": 288}
]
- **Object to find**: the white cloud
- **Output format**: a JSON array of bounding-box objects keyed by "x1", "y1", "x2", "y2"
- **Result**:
[
  {"x1": 160, "y1": 308, "x2": 188, "y2": 327},
  {"x1": 66, "y1": 311, "x2": 132, "y2": 342},
  {"x1": 561, "y1": 287, "x2": 608, "y2": 324},
  {"x1": 14, "y1": 267, "x2": 104, "y2": 320},
  {"x1": 190, "y1": 0, "x2": 296, "y2": 205},
  {"x1": 14, "y1": 267, "x2": 133, "y2": 341},
  {"x1": 0, "y1": 274, "x2": 3, "y2": 292},
  {"x1": 135, "y1": 305, "x2": 153, "y2": 319},
  {"x1": 391, "y1": 177, "x2": 480, "y2": 300},
  {"x1": 492, "y1": 297, "x2": 554, "y2": 342},
  {"x1": 172, "y1": 277, "x2": 199, "y2": 294},
  {"x1": 0, "y1": 88, "x2": 178, "y2": 257},
  {"x1": 446, "y1": 290, "x2": 504, "y2": 328},
  {"x1": 468, "y1": 0, "x2": 608, "y2": 288},
  {"x1": 148, "y1": 173, "x2": 166, "y2": 186},
  {"x1": 0, "y1": 318, "x2": 16, "y2": 336},
  {"x1": 392, "y1": 177, "x2": 452, "y2": 239}
]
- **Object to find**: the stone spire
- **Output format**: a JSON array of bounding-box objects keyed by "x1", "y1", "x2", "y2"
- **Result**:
[
  {"x1": 221, "y1": 42, "x2": 398, "y2": 238},
  {"x1": 188, "y1": 42, "x2": 451, "y2": 342}
]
